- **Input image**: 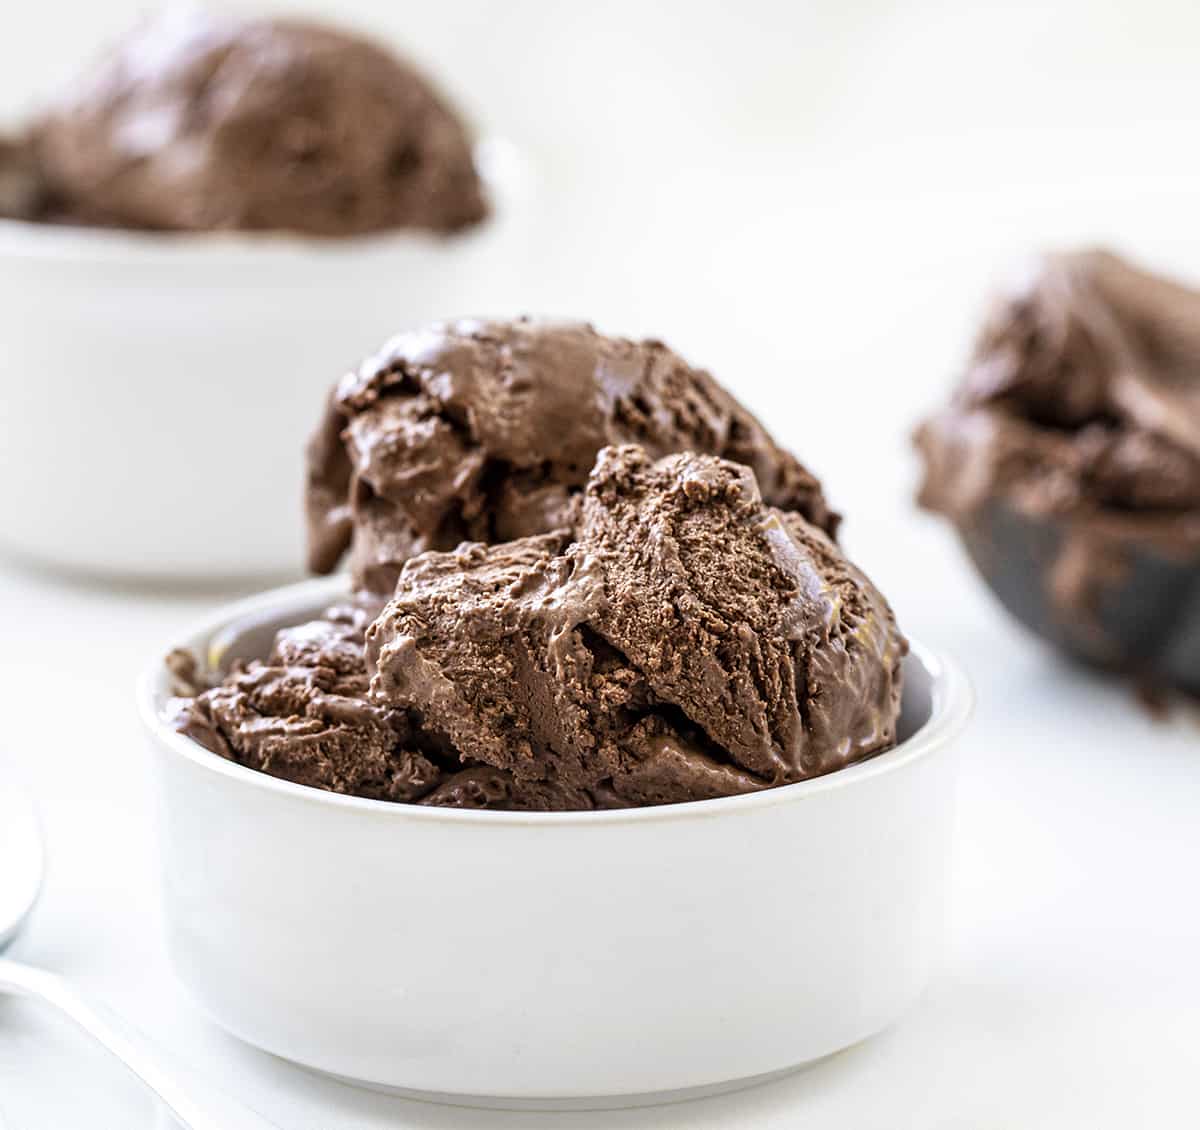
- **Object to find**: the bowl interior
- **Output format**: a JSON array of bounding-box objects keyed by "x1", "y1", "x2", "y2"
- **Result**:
[{"x1": 897, "y1": 651, "x2": 933, "y2": 743}]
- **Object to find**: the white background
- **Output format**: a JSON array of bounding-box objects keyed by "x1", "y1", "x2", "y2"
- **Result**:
[{"x1": 2, "y1": 1, "x2": 1200, "y2": 1126}]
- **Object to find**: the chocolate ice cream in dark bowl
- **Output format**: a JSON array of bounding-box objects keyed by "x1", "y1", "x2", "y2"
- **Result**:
[
  {"x1": 916, "y1": 250, "x2": 1200, "y2": 696},
  {"x1": 0, "y1": 8, "x2": 526, "y2": 580},
  {"x1": 138, "y1": 318, "x2": 971, "y2": 1106}
]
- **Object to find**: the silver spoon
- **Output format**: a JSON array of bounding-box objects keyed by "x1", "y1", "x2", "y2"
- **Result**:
[{"x1": 0, "y1": 779, "x2": 280, "y2": 1129}]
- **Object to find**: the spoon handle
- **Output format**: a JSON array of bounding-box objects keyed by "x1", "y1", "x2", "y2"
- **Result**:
[{"x1": 0, "y1": 957, "x2": 276, "y2": 1129}]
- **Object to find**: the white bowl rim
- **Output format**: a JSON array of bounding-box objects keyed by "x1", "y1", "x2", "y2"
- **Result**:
[
  {"x1": 0, "y1": 138, "x2": 522, "y2": 265},
  {"x1": 136, "y1": 575, "x2": 973, "y2": 828}
]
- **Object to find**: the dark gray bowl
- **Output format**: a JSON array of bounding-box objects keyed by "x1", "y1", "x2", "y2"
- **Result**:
[{"x1": 957, "y1": 500, "x2": 1200, "y2": 695}]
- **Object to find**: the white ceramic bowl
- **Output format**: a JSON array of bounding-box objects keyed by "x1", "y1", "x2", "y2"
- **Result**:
[
  {"x1": 0, "y1": 143, "x2": 528, "y2": 583},
  {"x1": 137, "y1": 577, "x2": 971, "y2": 1110}
]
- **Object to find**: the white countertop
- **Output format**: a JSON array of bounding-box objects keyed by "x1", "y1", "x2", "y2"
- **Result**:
[{"x1": 4, "y1": 2, "x2": 1200, "y2": 1124}]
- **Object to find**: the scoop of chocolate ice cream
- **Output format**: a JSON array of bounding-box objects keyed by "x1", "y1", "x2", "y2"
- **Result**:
[
  {"x1": 170, "y1": 601, "x2": 446, "y2": 802},
  {"x1": 307, "y1": 318, "x2": 839, "y2": 595},
  {"x1": 916, "y1": 250, "x2": 1200, "y2": 690},
  {"x1": 367, "y1": 446, "x2": 905, "y2": 807},
  {"x1": 29, "y1": 9, "x2": 487, "y2": 236},
  {"x1": 917, "y1": 250, "x2": 1200, "y2": 520}
]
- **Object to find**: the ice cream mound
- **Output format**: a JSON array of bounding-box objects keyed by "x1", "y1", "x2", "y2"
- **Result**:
[
  {"x1": 915, "y1": 249, "x2": 1200, "y2": 692},
  {"x1": 305, "y1": 317, "x2": 838, "y2": 595},
  {"x1": 174, "y1": 445, "x2": 906, "y2": 810},
  {"x1": 1, "y1": 8, "x2": 486, "y2": 236}
]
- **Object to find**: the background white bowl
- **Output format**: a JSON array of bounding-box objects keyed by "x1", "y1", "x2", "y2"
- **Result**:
[
  {"x1": 0, "y1": 143, "x2": 529, "y2": 583},
  {"x1": 138, "y1": 576, "x2": 972, "y2": 1109}
]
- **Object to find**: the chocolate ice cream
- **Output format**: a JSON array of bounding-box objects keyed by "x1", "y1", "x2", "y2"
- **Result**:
[
  {"x1": 306, "y1": 318, "x2": 838, "y2": 595},
  {"x1": 368, "y1": 446, "x2": 905, "y2": 807},
  {"x1": 916, "y1": 250, "x2": 1200, "y2": 691},
  {"x1": 170, "y1": 600, "x2": 444, "y2": 802},
  {"x1": 176, "y1": 446, "x2": 905, "y2": 810},
  {"x1": 16, "y1": 9, "x2": 486, "y2": 236}
]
